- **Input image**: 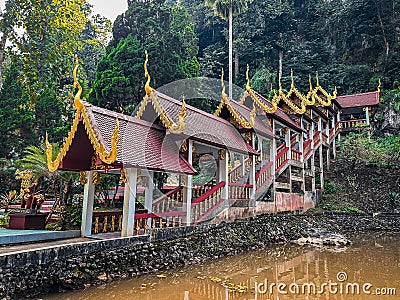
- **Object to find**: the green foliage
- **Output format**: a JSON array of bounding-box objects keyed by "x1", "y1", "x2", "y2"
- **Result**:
[
  {"x1": 62, "y1": 199, "x2": 83, "y2": 230},
  {"x1": 0, "y1": 63, "x2": 36, "y2": 159},
  {"x1": 338, "y1": 133, "x2": 390, "y2": 166},
  {"x1": 387, "y1": 192, "x2": 400, "y2": 210},
  {"x1": 323, "y1": 179, "x2": 343, "y2": 195},
  {"x1": 0, "y1": 215, "x2": 9, "y2": 228},
  {"x1": 90, "y1": 0, "x2": 199, "y2": 111}
]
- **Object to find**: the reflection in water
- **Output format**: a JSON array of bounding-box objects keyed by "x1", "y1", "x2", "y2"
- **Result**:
[{"x1": 44, "y1": 232, "x2": 400, "y2": 300}]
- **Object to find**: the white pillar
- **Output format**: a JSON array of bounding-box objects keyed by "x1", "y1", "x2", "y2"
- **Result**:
[
  {"x1": 240, "y1": 154, "x2": 246, "y2": 177},
  {"x1": 285, "y1": 129, "x2": 291, "y2": 159},
  {"x1": 272, "y1": 121, "x2": 277, "y2": 201},
  {"x1": 81, "y1": 171, "x2": 95, "y2": 237},
  {"x1": 365, "y1": 107, "x2": 370, "y2": 125},
  {"x1": 219, "y1": 149, "x2": 229, "y2": 200},
  {"x1": 337, "y1": 111, "x2": 341, "y2": 141},
  {"x1": 319, "y1": 146, "x2": 324, "y2": 191},
  {"x1": 250, "y1": 133, "x2": 256, "y2": 200},
  {"x1": 122, "y1": 168, "x2": 138, "y2": 237},
  {"x1": 144, "y1": 170, "x2": 154, "y2": 228},
  {"x1": 185, "y1": 140, "x2": 194, "y2": 225}
]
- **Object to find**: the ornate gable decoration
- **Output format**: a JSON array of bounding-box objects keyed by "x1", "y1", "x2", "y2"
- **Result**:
[
  {"x1": 46, "y1": 55, "x2": 120, "y2": 172},
  {"x1": 135, "y1": 51, "x2": 186, "y2": 134},
  {"x1": 214, "y1": 68, "x2": 255, "y2": 129}
]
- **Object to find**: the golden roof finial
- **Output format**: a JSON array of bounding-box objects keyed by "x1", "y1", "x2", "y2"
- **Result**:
[
  {"x1": 73, "y1": 55, "x2": 83, "y2": 111},
  {"x1": 377, "y1": 78, "x2": 382, "y2": 93},
  {"x1": 221, "y1": 68, "x2": 228, "y2": 101},
  {"x1": 309, "y1": 75, "x2": 313, "y2": 91},
  {"x1": 316, "y1": 71, "x2": 320, "y2": 86},
  {"x1": 144, "y1": 50, "x2": 153, "y2": 95},
  {"x1": 290, "y1": 69, "x2": 295, "y2": 88},
  {"x1": 334, "y1": 86, "x2": 338, "y2": 97},
  {"x1": 245, "y1": 64, "x2": 251, "y2": 92}
]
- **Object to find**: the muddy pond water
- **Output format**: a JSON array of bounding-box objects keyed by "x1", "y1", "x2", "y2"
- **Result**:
[{"x1": 43, "y1": 232, "x2": 400, "y2": 300}]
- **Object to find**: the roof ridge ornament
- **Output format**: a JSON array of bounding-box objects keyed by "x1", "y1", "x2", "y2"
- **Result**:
[
  {"x1": 73, "y1": 55, "x2": 84, "y2": 111},
  {"x1": 144, "y1": 50, "x2": 154, "y2": 95},
  {"x1": 245, "y1": 64, "x2": 251, "y2": 92},
  {"x1": 316, "y1": 71, "x2": 320, "y2": 86}
]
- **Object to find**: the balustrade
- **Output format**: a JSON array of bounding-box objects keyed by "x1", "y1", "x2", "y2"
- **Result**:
[
  {"x1": 303, "y1": 139, "x2": 312, "y2": 158},
  {"x1": 92, "y1": 211, "x2": 123, "y2": 234},
  {"x1": 192, "y1": 184, "x2": 213, "y2": 199},
  {"x1": 291, "y1": 149, "x2": 302, "y2": 162},
  {"x1": 228, "y1": 183, "x2": 252, "y2": 200},
  {"x1": 152, "y1": 186, "x2": 183, "y2": 214},
  {"x1": 190, "y1": 181, "x2": 226, "y2": 224},
  {"x1": 313, "y1": 131, "x2": 321, "y2": 148},
  {"x1": 291, "y1": 134, "x2": 297, "y2": 147},
  {"x1": 339, "y1": 119, "x2": 367, "y2": 129},
  {"x1": 275, "y1": 146, "x2": 289, "y2": 171},
  {"x1": 255, "y1": 162, "x2": 273, "y2": 191},
  {"x1": 134, "y1": 211, "x2": 186, "y2": 235},
  {"x1": 322, "y1": 132, "x2": 328, "y2": 144},
  {"x1": 329, "y1": 127, "x2": 335, "y2": 140}
]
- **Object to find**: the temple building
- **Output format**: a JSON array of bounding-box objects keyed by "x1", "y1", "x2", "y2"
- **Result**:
[{"x1": 45, "y1": 54, "x2": 381, "y2": 238}]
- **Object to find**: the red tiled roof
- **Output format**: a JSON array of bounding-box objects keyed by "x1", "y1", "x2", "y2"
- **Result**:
[
  {"x1": 336, "y1": 91, "x2": 379, "y2": 108},
  {"x1": 152, "y1": 91, "x2": 259, "y2": 155},
  {"x1": 246, "y1": 90, "x2": 304, "y2": 132},
  {"x1": 85, "y1": 105, "x2": 197, "y2": 175},
  {"x1": 227, "y1": 99, "x2": 274, "y2": 138}
]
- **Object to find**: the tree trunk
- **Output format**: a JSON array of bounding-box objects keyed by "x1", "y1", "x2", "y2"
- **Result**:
[
  {"x1": 234, "y1": 50, "x2": 239, "y2": 79},
  {"x1": 228, "y1": 1, "x2": 233, "y2": 98},
  {"x1": 278, "y1": 50, "x2": 283, "y2": 87},
  {"x1": 373, "y1": 0, "x2": 389, "y2": 56},
  {"x1": 0, "y1": 31, "x2": 8, "y2": 90}
]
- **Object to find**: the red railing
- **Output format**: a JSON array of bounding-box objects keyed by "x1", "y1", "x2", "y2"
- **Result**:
[
  {"x1": 291, "y1": 134, "x2": 297, "y2": 147},
  {"x1": 275, "y1": 146, "x2": 289, "y2": 172},
  {"x1": 313, "y1": 131, "x2": 321, "y2": 148},
  {"x1": 303, "y1": 139, "x2": 312, "y2": 158},
  {"x1": 228, "y1": 183, "x2": 252, "y2": 200},
  {"x1": 152, "y1": 186, "x2": 183, "y2": 214},
  {"x1": 256, "y1": 161, "x2": 273, "y2": 192},
  {"x1": 291, "y1": 149, "x2": 302, "y2": 162},
  {"x1": 191, "y1": 181, "x2": 226, "y2": 224},
  {"x1": 329, "y1": 126, "x2": 335, "y2": 141},
  {"x1": 134, "y1": 211, "x2": 186, "y2": 234},
  {"x1": 228, "y1": 157, "x2": 250, "y2": 183},
  {"x1": 192, "y1": 184, "x2": 214, "y2": 199},
  {"x1": 335, "y1": 121, "x2": 340, "y2": 132},
  {"x1": 322, "y1": 132, "x2": 328, "y2": 144}
]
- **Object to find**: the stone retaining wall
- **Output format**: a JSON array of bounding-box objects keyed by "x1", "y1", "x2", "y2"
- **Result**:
[{"x1": 0, "y1": 213, "x2": 399, "y2": 299}]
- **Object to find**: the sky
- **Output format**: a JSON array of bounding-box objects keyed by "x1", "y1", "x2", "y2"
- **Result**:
[
  {"x1": 87, "y1": 0, "x2": 128, "y2": 23},
  {"x1": 0, "y1": 1, "x2": 127, "y2": 23}
]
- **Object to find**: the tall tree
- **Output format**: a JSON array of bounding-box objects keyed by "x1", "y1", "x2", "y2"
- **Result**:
[
  {"x1": 90, "y1": 0, "x2": 199, "y2": 111},
  {"x1": 205, "y1": 0, "x2": 251, "y2": 97}
]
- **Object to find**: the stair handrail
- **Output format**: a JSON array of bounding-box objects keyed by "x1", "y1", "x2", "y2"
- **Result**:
[
  {"x1": 191, "y1": 181, "x2": 226, "y2": 205},
  {"x1": 256, "y1": 161, "x2": 273, "y2": 180},
  {"x1": 152, "y1": 186, "x2": 183, "y2": 206}
]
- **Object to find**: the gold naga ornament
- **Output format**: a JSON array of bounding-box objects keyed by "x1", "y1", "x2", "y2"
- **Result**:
[
  {"x1": 312, "y1": 71, "x2": 337, "y2": 107},
  {"x1": 136, "y1": 50, "x2": 187, "y2": 134},
  {"x1": 214, "y1": 68, "x2": 256, "y2": 129},
  {"x1": 242, "y1": 64, "x2": 279, "y2": 114},
  {"x1": 46, "y1": 55, "x2": 120, "y2": 172}
]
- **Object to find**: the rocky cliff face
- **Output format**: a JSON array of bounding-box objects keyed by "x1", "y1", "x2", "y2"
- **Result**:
[{"x1": 373, "y1": 103, "x2": 400, "y2": 135}]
